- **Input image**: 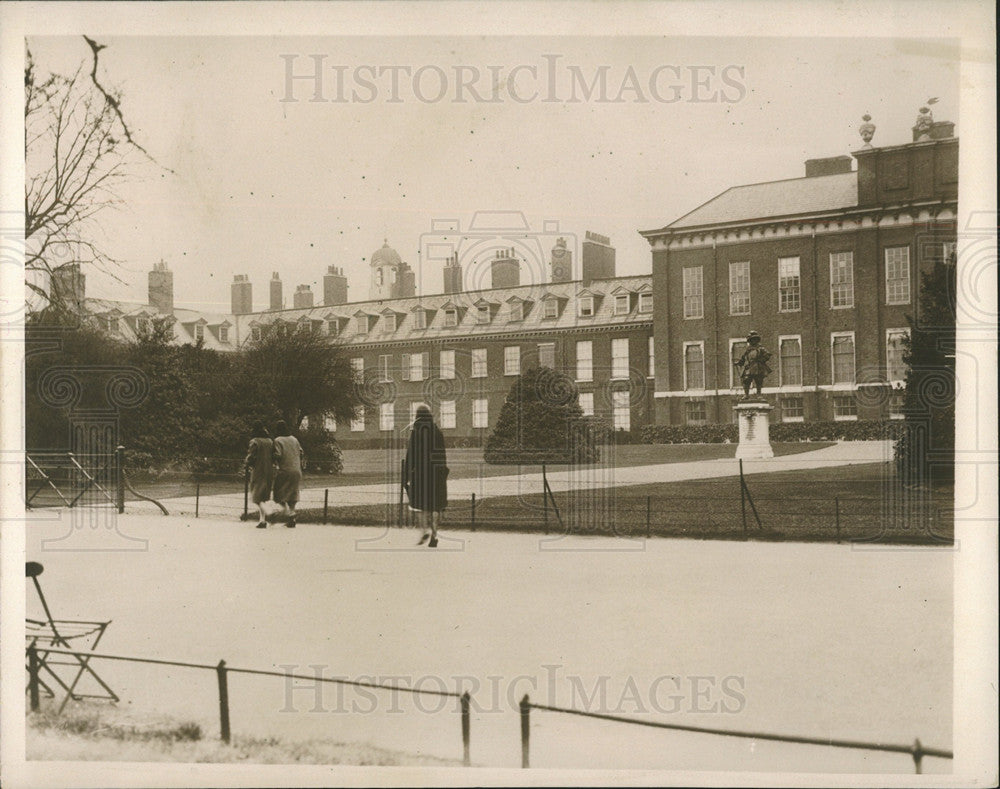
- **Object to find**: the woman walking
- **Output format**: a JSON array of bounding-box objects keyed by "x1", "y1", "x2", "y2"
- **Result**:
[
  {"x1": 403, "y1": 405, "x2": 449, "y2": 547},
  {"x1": 243, "y1": 420, "x2": 274, "y2": 529},
  {"x1": 272, "y1": 420, "x2": 305, "y2": 528}
]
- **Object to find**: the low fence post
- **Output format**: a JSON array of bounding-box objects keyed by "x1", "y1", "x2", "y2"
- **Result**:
[
  {"x1": 242, "y1": 469, "x2": 249, "y2": 520},
  {"x1": 542, "y1": 465, "x2": 548, "y2": 535},
  {"x1": 216, "y1": 660, "x2": 230, "y2": 743},
  {"x1": 646, "y1": 495, "x2": 651, "y2": 538},
  {"x1": 835, "y1": 496, "x2": 841, "y2": 543},
  {"x1": 195, "y1": 483, "x2": 201, "y2": 519},
  {"x1": 471, "y1": 493, "x2": 476, "y2": 532},
  {"x1": 911, "y1": 738, "x2": 923, "y2": 774},
  {"x1": 461, "y1": 691, "x2": 471, "y2": 766},
  {"x1": 27, "y1": 644, "x2": 40, "y2": 712},
  {"x1": 399, "y1": 458, "x2": 406, "y2": 528},
  {"x1": 520, "y1": 694, "x2": 530, "y2": 768},
  {"x1": 323, "y1": 489, "x2": 329, "y2": 524},
  {"x1": 739, "y1": 460, "x2": 748, "y2": 539},
  {"x1": 115, "y1": 446, "x2": 126, "y2": 514}
]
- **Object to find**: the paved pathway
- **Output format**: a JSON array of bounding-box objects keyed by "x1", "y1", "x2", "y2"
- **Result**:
[{"x1": 130, "y1": 441, "x2": 893, "y2": 519}]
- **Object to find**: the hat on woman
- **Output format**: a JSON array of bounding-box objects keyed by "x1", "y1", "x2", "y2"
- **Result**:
[{"x1": 746, "y1": 331, "x2": 761, "y2": 343}]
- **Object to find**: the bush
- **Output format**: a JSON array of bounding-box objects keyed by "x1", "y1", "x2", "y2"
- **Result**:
[
  {"x1": 770, "y1": 420, "x2": 903, "y2": 442},
  {"x1": 299, "y1": 426, "x2": 344, "y2": 475},
  {"x1": 639, "y1": 424, "x2": 738, "y2": 444},
  {"x1": 484, "y1": 367, "x2": 598, "y2": 465},
  {"x1": 638, "y1": 420, "x2": 902, "y2": 445}
]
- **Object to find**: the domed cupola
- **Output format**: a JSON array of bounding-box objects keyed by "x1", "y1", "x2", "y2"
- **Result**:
[
  {"x1": 369, "y1": 239, "x2": 415, "y2": 300},
  {"x1": 371, "y1": 240, "x2": 402, "y2": 268}
]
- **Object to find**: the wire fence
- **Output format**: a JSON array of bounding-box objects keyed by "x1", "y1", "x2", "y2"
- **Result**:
[
  {"x1": 26, "y1": 645, "x2": 471, "y2": 766},
  {"x1": 24, "y1": 645, "x2": 950, "y2": 772},
  {"x1": 23, "y1": 448, "x2": 953, "y2": 545},
  {"x1": 517, "y1": 695, "x2": 952, "y2": 773}
]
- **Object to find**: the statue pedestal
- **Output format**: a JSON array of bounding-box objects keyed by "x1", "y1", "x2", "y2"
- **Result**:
[{"x1": 734, "y1": 400, "x2": 774, "y2": 460}]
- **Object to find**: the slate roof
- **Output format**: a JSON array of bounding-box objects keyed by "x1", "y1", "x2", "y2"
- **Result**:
[
  {"x1": 81, "y1": 273, "x2": 654, "y2": 352},
  {"x1": 83, "y1": 298, "x2": 237, "y2": 351},
  {"x1": 648, "y1": 171, "x2": 858, "y2": 233},
  {"x1": 234, "y1": 274, "x2": 653, "y2": 347}
]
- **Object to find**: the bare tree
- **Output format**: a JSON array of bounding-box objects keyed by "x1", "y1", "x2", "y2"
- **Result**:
[{"x1": 24, "y1": 37, "x2": 163, "y2": 316}]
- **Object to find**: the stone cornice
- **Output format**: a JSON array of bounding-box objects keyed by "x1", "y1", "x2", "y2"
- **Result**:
[
  {"x1": 345, "y1": 320, "x2": 654, "y2": 350},
  {"x1": 644, "y1": 201, "x2": 957, "y2": 252}
]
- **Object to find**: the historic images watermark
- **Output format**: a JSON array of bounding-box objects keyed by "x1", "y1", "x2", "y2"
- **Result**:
[
  {"x1": 279, "y1": 55, "x2": 748, "y2": 105},
  {"x1": 276, "y1": 663, "x2": 747, "y2": 716}
]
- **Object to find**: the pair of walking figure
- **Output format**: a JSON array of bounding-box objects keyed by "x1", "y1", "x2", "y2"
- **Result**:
[
  {"x1": 244, "y1": 420, "x2": 305, "y2": 529},
  {"x1": 403, "y1": 405, "x2": 449, "y2": 548}
]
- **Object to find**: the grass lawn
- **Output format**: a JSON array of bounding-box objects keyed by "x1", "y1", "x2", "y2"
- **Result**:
[
  {"x1": 297, "y1": 461, "x2": 954, "y2": 546},
  {"x1": 97, "y1": 441, "x2": 830, "y2": 502},
  {"x1": 27, "y1": 701, "x2": 462, "y2": 765}
]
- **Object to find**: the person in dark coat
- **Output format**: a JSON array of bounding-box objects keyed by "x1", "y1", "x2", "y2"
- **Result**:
[
  {"x1": 243, "y1": 420, "x2": 274, "y2": 529},
  {"x1": 403, "y1": 405, "x2": 448, "y2": 547},
  {"x1": 272, "y1": 420, "x2": 305, "y2": 528}
]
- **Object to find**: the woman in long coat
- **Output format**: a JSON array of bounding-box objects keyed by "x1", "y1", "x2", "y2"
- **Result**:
[
  {"x1": 243, "y1": 421, "x2": 274, "y2": 529},
  {"x1": 272, "y1": 420, "x2": 305, "y2": 528},
  {"x1": 403, "y1": 405, "x2": 448, "y2": 547}
]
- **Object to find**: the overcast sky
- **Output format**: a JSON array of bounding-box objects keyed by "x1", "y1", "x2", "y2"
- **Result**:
[{"x1": 28, "y1": 35, "x2": 960, "y2": 311}]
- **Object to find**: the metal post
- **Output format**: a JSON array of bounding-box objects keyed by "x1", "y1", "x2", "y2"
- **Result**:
[
  {"x1": 323, "y1": 489, "x2": 329, "y2": 524},
  {"x1": 471, "y1": 493, "x2": 476, "y2": 531},
  {"x1": 542, "y1": 465, "x2": 548, "y2": 535},
  {"x1": 195, "y1": 483, "x2": 200, "y2": 518},
  {"x1": 911, "y1": 738, "x2": 923, "y2": 774},
  {"x1": 399, "y1": 458, "x2": 405, "y2": 528},
  {"x1": 835, "y1": 496, "x2": 841, "y2": 543},
  {"x1": 115, "y1": 446, "x2": 125, "y2": 514},
  {"x1": 646, "y1": 495, "x2": 651, "y2": 538},
  {"x1": 461, "y1": 691, "x2": 471, "y2": 766},
  {"x1": 519, "y1": 694, "x2": 530, "y2": 768},
  {"x1": 242, "y1": 468, "x2": 249, "y2": 520},
  {"x1": 27, "y1": 644, "x2": 40, "y2": 712},
  {"x1": 216, "y1": 660, "x2": 230, "y2": 743},
  {"x1": 739, "y1": 460, "x2": 747, "y2": 538}
]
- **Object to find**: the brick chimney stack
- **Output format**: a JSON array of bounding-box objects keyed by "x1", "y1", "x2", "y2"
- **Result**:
[{"x1": 148, "y1": 259, "x2": 174, "y2": 314}]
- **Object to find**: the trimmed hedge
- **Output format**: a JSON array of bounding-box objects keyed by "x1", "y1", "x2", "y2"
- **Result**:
[
  {"x1": 638, "y1": 424, "x2": 738, "y2": 444},
  {"x1": 639, "y1": 419, "x2": 903, "y2": 445}
]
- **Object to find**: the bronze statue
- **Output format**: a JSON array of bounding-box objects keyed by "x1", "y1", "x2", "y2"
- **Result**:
[{"x1": 736, "y1": 331, "x2": 772, "y2": 397}]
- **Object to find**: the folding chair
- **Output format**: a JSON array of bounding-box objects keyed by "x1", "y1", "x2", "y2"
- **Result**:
[{"x1": 25, "y1": 561, "x2": 119, "y2": 713}]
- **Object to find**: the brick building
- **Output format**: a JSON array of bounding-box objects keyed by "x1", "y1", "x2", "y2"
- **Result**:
[
  {"x1": 65, "y1": 111, "x2": 956, "y2": 438},
  {"x1": 72, "y1": 238, "x2": 655, "y2": 444},
  {"x1": 640, "y1": 111, "x2": 957, "y2": 426},
  {"x1": 232, "y1": 239, "x2": 654, "y2": 445}
]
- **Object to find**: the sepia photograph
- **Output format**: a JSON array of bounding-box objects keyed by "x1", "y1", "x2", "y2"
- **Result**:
[{"x1": 0, "y1": 2, "x2": 995, "y2": 787}]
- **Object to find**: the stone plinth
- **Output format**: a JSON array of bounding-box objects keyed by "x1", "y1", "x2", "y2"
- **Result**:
[{"x1": 734, "y1": 400, "x2": 774, "y2": 460}]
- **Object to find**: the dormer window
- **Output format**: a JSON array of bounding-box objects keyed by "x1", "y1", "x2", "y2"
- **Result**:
[
  {"x1": 218, "y1": 326, "x2": 229, "y2": 343},
  {"x1": 137, "y1": 317, "x2": 151, "y2": 333},
  {"x1": 543, "y1": 299, "x2": 559, "y2": 319},
  {"x1": 444, "y1": 308, "x2": 458, "y2": 327},
  {"x1": 327, "y1": 319, "x2": 339, "y2": 337},
  {"x1": 356, "y1": 315, "x2": 369, "y2": 334},
  {"x1": 251, "y1": 326, "x2": 262, "y2": 341},
  {"x1": 578, "y1": 295, "x2": 595, "y2": 317},
  {"x1": 509, "y1": 301, "x2": 523, "y2": 322},
  {"x1": 298, "y1": 321, "x2": 311, "y2": 334},
  {"x1": 414, "y1": 309, "x2": 427, "y2": 329},
  {"x1": 638, "y1": 292, "x2": 653, "y2": 314},
  {"x1": 477, "y1": 304, "x2": 491, "y2": 324},
  {"x1": 614, "y1": 294, "x2": 630, "y2": 315},
  {"x1": 194, "y1": 324, "x2": 205, "y2": 341},
  {"x1": 108, "y1": 318, "x2": 120, "y2": 333},
  {"x1": 385, "y1": 313, "x2": 397, "y2": 332}
]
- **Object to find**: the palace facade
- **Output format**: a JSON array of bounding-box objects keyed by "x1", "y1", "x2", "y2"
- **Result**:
[{"x1": 60, "y1": 110, "x2": 958, "y2": 441}]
